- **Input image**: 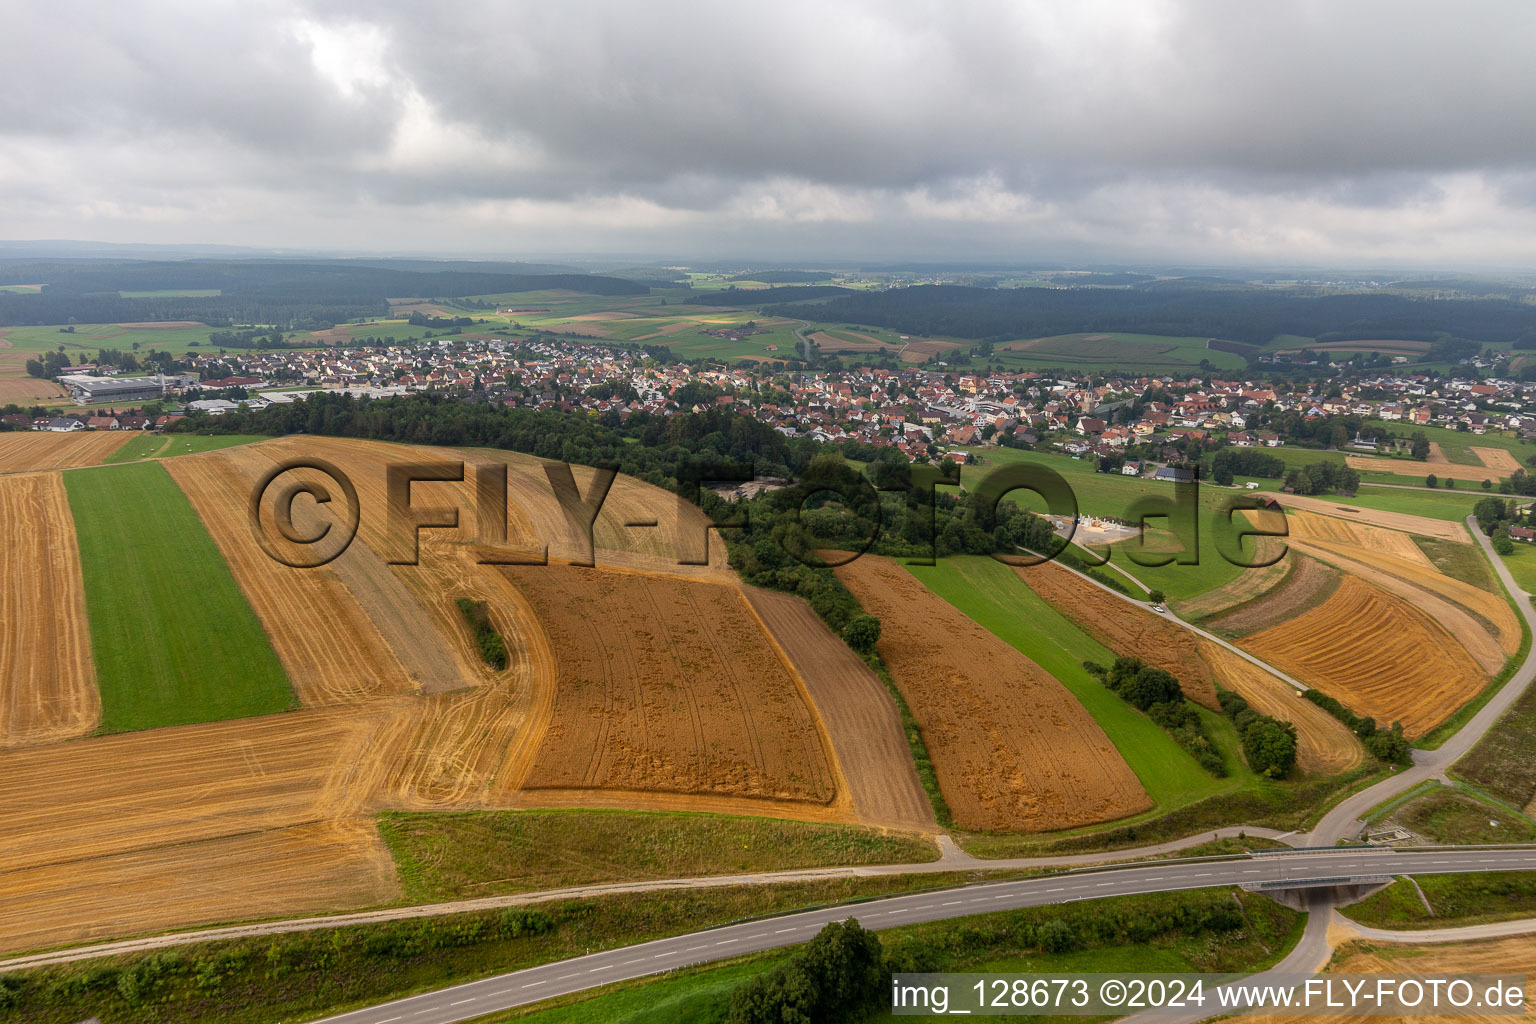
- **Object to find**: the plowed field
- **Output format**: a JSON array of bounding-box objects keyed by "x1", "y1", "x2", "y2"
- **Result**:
[
  {"x1": 1196, "y1": 641, "x2": 1362, "y2": 775},
  {"x1": 1240, "y1": 576, "x2": 1485, "y2": 737},
  {"x1": 836, "y1": 556, "x2": 1150, "y2": 832},
  {"x1": 743, "y1": 586, "x2": 933, "y2": 829},
  {"x1": 0, "y1": 431, "x2": 132, "y2": 473},
  {"x1": 1014, "y1": 559, "x2": 1219, "y2": 708},
  {"x1": 507, "y1": 566, "x2": 839, "y2": 805},
  {"x1": 0, "y1": 472, "x2": 98, "y2": 745}
]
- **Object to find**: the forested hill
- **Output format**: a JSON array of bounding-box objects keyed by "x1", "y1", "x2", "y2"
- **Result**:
[
  {"x1": 0, "y1": 261, "x2": 649, "y2": 328},
  {"x1": 772, "y1": 283, "x2": 1536, "y2": 345}
]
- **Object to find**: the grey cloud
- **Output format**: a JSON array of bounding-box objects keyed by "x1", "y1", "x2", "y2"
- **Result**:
[{"x1": 4, "y1": 0, "x2": 1536, "y2": 262}]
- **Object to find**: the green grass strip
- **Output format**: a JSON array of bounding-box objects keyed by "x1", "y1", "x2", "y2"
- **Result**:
[{"x1": 64, "y1": 461, "x2": 294, "y2": 731}]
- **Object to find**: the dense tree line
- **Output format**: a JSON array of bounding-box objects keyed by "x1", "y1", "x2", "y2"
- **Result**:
[
  {"x1": 772, "y1": 283, "x2": 1536, "y2": 346},
  {"x1": 727, "y1": 270, "x2": 836, "y2": 283},
  {"x1": 1303, "y1": 691, "x2": 1411, "y2": 763},
  {"x1": 1087, "y1": 657, "x2": 1225, "y2": 776},
  {"x1": 1217, "y1": 690, "x2": 1298, "y2": 778},
  {"x1": 0, "y1": 261, "x2": 648, "y2": 327}
]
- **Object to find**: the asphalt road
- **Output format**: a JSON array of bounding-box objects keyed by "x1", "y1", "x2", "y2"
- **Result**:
[{"x1": 307, "y1": 846, "x2": 1536, "y2": 1024}]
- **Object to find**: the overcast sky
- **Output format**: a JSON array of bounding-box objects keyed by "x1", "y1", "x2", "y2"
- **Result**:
[{"x1": 4, "y1": 0, "x2": 1536, "y2": 266}]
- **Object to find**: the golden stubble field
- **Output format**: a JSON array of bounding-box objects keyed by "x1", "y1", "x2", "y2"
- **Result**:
[
  {"x1": 836, "y1": 555, "x2": 1151, "y2": 832},
  {"x1": 0, "y1": 436, "x2": 888, "y2": 954}
]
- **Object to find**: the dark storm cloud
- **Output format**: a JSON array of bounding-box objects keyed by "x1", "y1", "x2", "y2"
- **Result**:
[{"x1": 3, "y1": 0, "x2": 1536, "y2": 261}]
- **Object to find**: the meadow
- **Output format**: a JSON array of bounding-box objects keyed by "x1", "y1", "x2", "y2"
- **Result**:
[
  {"x1": 62, "y1": 461, "x2": 293, "y2": 731},
  {"x1": 102, "y1": 433, "x2": 269, "y2": 463},
  {"x1": 992, "y1": 332, "x2": 1249, "y2": 372}
]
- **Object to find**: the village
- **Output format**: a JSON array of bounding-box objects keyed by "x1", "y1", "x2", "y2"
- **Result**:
[{"x1": 9, "y1": 331, "x2": 1536, "y2": 482}]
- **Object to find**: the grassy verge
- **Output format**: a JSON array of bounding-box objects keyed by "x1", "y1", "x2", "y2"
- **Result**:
[
  {"x1": 1372, "y1": 784, "x2": 1536, "y2": 844},
  {"x1": 490, "y1": 888, "x2": 1301, "y2": 1024},
  {"x1": 1342, "y1": 871, "x2": 1536, "y2": 930},
  {"x1": 377, "y1": 809, "x2": 940, "y2": 903},
  {"x1": 909, "y1": 556, "x2": 1257, "y2": 813},
  {"x1": 62, "y1": 462, "x2": 293, "y2": 731}
]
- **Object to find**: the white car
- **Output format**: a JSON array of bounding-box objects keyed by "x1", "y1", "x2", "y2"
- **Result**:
[{"x1": 1150, "y1": 604, "x2": 1166, "y2": 613}]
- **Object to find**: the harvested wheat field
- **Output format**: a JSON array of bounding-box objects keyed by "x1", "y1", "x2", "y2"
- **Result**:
[
  {"x1": 506, "y1": 565, "x2": 840, "y2": 806},
  {"x1": 1270, "y1": 493, "x2": 1471, "y2": 543},
  {"x1": 1249, "y1": 935, "x2": 1536, "y2": 1024},
  {"x1": 1196, "y1": 641, "x2": 1362, "y2": 775},
  {"x1": 743, "y1": 586, "x2": 933, "y2": 830},
  {"x1": 464, "y1": 446, "x2": 732, "y2": 575},
  {"x1": 0, "y1": 374, "x2": 66, "y2": 403},
  {"x1": 1346, "y1": 454, "x2": 1503, "y2": 482},
  {"x1": 1472, "y1": 446, "x2": 1523, "y2": 474},
  {"x1": 1289, "y1": 538, "x2": 1515, "y2": 670},
  {"x1": 1240, "y1": 576, "x2": 1486, "y2": 737},
  {"x1": 1287, "y1": 509, "x2": 1436, "y2": 565},
  {"x1": 166, "y1": 449, "x2": 417, "y2": 706},
  {"x1": 837, "y1": 556, "x2": 1150, "y2": 832},
  {"x1": 1201, "y1": 554, "x2": 1341, "y2": 638},
  {"x1": 1014, "y1": 559, "x2": 1218, "y2": 708},
  {"x1": 0, "y1": 430, "x2": 131, "y2": 473},
  {"x1": 0, "y1": 472, "x2": 98, "y2": 745},
  {"x1": 0, "y1": 821, "x2": 396, "y2": 954},
  {"x1": 0, "y1": 706, "x2": 404, "y2": 953},
  {"x1": 1175, "y1": 536, "x2": 1291, "y2": 622}
]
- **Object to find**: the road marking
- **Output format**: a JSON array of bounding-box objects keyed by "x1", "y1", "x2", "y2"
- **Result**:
[
  {"x1": 623, "y1": 958, "x2": 646, "y2": 965},
  {"x1": 654, "y1": 952, "x2": 676, "y2": 958},
  {"x1": 942, "y1": 901, "x2": 962, "y2": 906},
  {"x1": 451, "y1": 998, "x2": 475, "y2": 1006},
  {"x1": 774, "y1": 927, "x2": 797, "y2": 934},
  {"x1": 1045, "y1": 887, "x2": 1065, "y2": 892},
  {"x1": 684, "y1": 946, "x2": 706, "y2": 953},
  {"x1": 520, "y1": 981, "x2": 546, "y2": 989},
  {"x1": 558, "y1": 972, "x2": 579, "y2": 980},
  {"x1": 716, "y1": 939, "x2": 738, "y2": 946}
]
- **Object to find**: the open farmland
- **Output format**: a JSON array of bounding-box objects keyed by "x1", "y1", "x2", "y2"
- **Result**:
[
  {"x1": 0, "y1": 430, "x2": 132, "y2": 473},
  {"x1": 1200, "y1": 553, "x2": 1341, "y2": 638},
  {"x1": 0, "y1": 472, "x2": 98, "y2": 745},
  {"x1": 913, "y1": 556, "x2": 1253, "y2": 812},
  {"x1": 506, "y1": 565, "x2": 842, "y2": 808},
  {"x1": 0, "y1": 708, "x2": 402, "y2": 953},
  {"x1": 63, "y1": 461, "x2": 294, "y2": 732},
  {"x1": 1174, "y1": 536, "x2": 1292, "y2": 622},
  {"x1": 1270, "y1": 491, "x2": 1474, "y2": 541},
  {"x1": 1346, "y1": 453, "x2": 1507, "y2": 482},
  {"x1": 1240, "y1": 576, "x2": 1486, "y2": 737},
  {"x1": 835, "y1": 555, "x2": 1150, "y2": 832},
  {"x1": 1013, "y1": 559, "x2": 1218, "y2": 707},
  {"x1": 1196, "y1": 641, "x2": 1362, "y2": 775},
  {"x1": 1471, "y1": 446, "x2": 1523, "y2": 473},
  {"x1": 165, "y1": 448, "x2": 418, "y2": 706},
  {"x1": 742, "y1": 587, "x2": 933, "y2": 829}
]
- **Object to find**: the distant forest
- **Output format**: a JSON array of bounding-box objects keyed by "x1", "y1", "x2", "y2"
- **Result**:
[
  {"x1": 772, "y1": 283, "x2": 1536, "y2": 346},
  {"x1": 0, "y1": 260, "x2": 649, "y2": 328}
]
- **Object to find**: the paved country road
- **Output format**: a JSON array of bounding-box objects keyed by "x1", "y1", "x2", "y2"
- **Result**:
[{"x1": 306, "y1": 847, "x2": 1536, "y2": 1024}]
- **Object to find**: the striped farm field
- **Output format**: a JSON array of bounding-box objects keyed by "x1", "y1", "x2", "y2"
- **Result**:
[
  {"x1": 0, "y1": 472, "x2": 99, "y2": 745},
  {"x1": 0, "y1": 430, "x2": 133, "y2": 473},
  {"x1": 63, "y1": 461, "x2": 295, "y2": 732},
  {"x1": 1285, "y1": 509, "x2": 1436, "y2": 565},
  {"x1": 836, "y1": 554, "x2": 1151, "y2": 832},
  {"x1": 1239, "y1": 576, "x2": 1485, "y2": 737}
]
